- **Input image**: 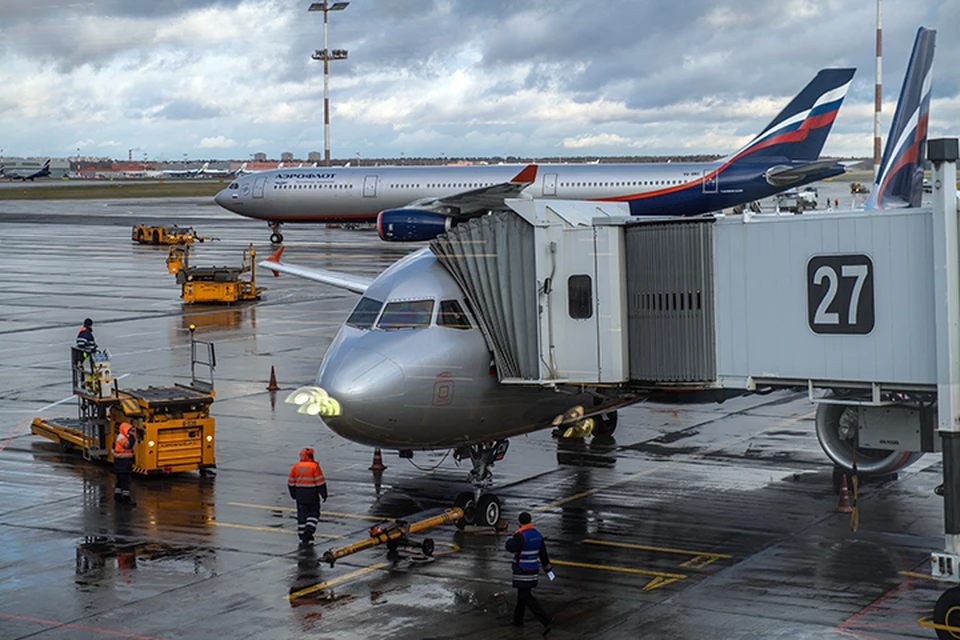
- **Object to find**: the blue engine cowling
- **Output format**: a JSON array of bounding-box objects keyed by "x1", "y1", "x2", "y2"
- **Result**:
[{"x1": 377, "y1": 209, "x2": 453, "y2": 242}]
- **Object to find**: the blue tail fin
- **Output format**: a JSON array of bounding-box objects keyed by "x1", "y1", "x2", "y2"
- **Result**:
[
  {"x1": 727, "y1": 68, "x2": 855, "y2": 165},
  {"x1": 865, "y1": 27, "x2": 936, "y2": 210}
]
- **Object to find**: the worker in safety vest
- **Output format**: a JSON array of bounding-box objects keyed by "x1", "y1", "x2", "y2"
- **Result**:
[
  {"x1": 505, "y1": 511, "x2": 553, "y2": 632},
  {"x1": 76, "y1": 318, "x2": 97, "y2": 352},
  {"x1": 113, "y1": 422, "x2": 136, "y2": 506},
  {"x1": 288, "y1": 448, "x2": 327, "y2": 545}
]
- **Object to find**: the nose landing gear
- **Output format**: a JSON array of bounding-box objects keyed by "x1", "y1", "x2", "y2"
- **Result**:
[
  {"x1": 454, "y1": 440, "x2": 509, "y2": 529},
  {"x1": 268, "y1": 221, "x2": 284, "y2": 245}
]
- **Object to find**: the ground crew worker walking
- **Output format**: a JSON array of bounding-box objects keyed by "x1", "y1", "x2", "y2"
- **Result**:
[
  {"x1": 288, "y1": 448, "x2": 327, "y2": 545},
  {"x1": 113, "y1": 422, "x2": 136, "y2": 505},
  {"x1": 505, "y1": 511, "x2": 553, "y2": 634},
  {"x1": 76, "y1": 318, "x2": 97, "y2": 351}
]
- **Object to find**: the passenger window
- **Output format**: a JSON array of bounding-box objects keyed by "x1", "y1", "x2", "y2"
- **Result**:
[
  {"x1": 438, "y1": 300, "x2": 474, "y2": 330},
  {"x1": 346, "y1": 296, "x2": 383, "y2": 329},
  {"x1": 568, "y1": 275, "x2": 593, "y2": 319},
  {"x1": 378, "y1": 299, "x2": 435, "y2": 330}
]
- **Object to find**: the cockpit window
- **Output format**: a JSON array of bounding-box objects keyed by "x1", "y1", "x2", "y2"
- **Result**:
[
  {"x1": 228, "y1": 182, "x2": 239, "y2": 189},
  {"x1": 377, "y1": 299, "x2": 434, "y2": 330},
  {"x1": 437, "y1": 299, "x2": 475, "y2": 330},
  {"x1": 346, "y1": 296, "x2": 383, "y2": 329}
]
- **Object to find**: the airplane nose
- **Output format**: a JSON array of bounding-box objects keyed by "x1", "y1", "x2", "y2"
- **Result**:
[
  {"x1": 213, "y1": 188, "x2": 231, "y2": 209},
  {"x1": 316, "y1": 347, "x2": 407, "y2": 442}
]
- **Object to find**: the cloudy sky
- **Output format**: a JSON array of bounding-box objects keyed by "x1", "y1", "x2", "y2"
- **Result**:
[{"x1": 0, "y1": 0, "x2": 956, "y2": 162}]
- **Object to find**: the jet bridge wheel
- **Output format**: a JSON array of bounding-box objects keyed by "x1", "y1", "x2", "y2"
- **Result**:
[
  {"x1": 815, "y1": 395, "x2": 923, "y2": 476},
  {"x1": 933, "y1": 586, "x2": 960, "y2": 639}
]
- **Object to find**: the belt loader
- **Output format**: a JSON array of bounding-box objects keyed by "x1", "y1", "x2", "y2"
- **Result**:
[{"x1": 31, "y1": 327, "x2": 218, "y2": 475}]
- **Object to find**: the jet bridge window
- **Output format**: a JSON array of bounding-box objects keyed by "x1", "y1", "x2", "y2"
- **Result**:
[
  {"x1": 378, "y1": 299, "x2": 435, "y2": 330},
  {"x1": 437, "y1": 300, "x2": 475, "y2": 330},
  {"x1": 346, "y1": 296, "x2": 384, "y2": 329},
  {"x1": 568, "y1": 275, "x2": 593, "y2": 319}
]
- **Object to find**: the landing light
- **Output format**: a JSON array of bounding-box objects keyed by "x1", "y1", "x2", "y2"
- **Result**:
[
  {"x1": 148, "y1": 440, "x2": 156, "y2": 447},
  {"x1": 285, "y1": 386, "x2": 342, "y2": 417}
]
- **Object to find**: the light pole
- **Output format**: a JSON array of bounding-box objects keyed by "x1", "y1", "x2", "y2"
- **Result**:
[{"x1": 309, "y1": 1, "x2": 349, "y2": 167}]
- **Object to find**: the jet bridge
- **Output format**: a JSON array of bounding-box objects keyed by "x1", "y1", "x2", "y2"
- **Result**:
[{"x1": 432, "y1": 139, "x2": 960, "y2": 621}]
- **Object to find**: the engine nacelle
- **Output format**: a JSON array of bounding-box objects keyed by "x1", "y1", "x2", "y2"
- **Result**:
[
  {"x1": 377, "y1": 209, "x2": 453, "y2": 242},
  {"x1": 815, "y1": 396, "x2": 931, "y2": 475}
]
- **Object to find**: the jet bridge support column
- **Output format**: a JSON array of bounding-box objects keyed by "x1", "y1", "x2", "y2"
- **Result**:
[{"x1": 930, "y1": 139, "x2": 960, "y2": 617}]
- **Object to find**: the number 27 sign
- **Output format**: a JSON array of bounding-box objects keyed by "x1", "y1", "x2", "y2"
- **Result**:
[{"x1": 807, "y1": 254, "x2": 875, "y2": 335}]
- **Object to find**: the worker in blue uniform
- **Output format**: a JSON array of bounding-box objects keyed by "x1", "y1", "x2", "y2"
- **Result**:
[
  {"x1": 76, "y1": 318, "x2": 97, "y2": 351},
  {"x1": 505, "y1": 511, "x2": 553, "y2": 634}
]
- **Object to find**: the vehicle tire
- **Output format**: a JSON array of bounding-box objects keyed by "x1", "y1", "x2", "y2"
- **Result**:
[
  {"x1": 475, "y1": 494, "x2": 501, "y2": 528},
  {"x1": 455, "y1": 491, "x2": 476, "y2": 525},
  {"x1": 421, "y1": 538, "x2": 435, "y2": 557},
  {"x1": 594, "y1": 412, "x2": 618, "y2": 436},
  {"x1": 152, "y1": 230, "x2": 159, "y2": 244},
  {"x1": 933, "y1": 586, "x2": 960, "y2": 639},
  {"x1": 136, "y1": 230, "x2": 144, "y2": 244},
  {"x1": 386, "y1": 538, "x2": 399, "y2": 552}
]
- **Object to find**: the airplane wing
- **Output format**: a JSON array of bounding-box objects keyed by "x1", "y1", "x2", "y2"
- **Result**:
[
  {"x1": 405, "y1": 164, "x2": 538, "y2": 219},
  {"x1": 763, "y1": 159, "x2": 844, "y2": 188},
  {"x1": 259, "y1": 247, "x2": 372, "y2": 294}
]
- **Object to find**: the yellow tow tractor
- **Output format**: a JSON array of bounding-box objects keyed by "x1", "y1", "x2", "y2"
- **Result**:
[
  {"x1": 132, "y1": 224, "x2": 218, "y2": 245},
  {"x1": 167, "y1": 243, "x2": 264, "y2": 304},
  {"x1": 31, "y1": 327, "x2": 218, "y2": 475}
]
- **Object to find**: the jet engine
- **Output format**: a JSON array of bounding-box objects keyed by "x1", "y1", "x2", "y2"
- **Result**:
[
  {"x1": 377, "y1": 209, "x2": 454, "y2": 242},
  {"x1": 815, "y1": 396, "x2": 926, "y2": 475}
]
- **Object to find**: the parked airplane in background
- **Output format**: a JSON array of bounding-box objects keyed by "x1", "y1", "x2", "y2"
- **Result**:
[
  {"x1": 162, "y1": 162, "x2": 210, "y2": 179},
  {"x1": 254, "y1": 30, "x2": 935, "y2": 528},
  {"x1": 1, "y1": 159, "x2": 51, "y2": 181},
  {"x1": 197, "y1": 162, "x2": 247, "y2": 178},
  {"x1": 217, "y1": 68, "x2": 855, "y2": 243}
]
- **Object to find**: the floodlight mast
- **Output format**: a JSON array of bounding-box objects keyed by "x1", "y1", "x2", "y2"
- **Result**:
[{"x1": 309, "y1": 1, "x2": 350, "y2": 167}]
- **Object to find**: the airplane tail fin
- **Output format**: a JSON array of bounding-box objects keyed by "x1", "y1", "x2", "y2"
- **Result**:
[
  {"x1": 865, "y1": 27, "x2": 936, "y2": 210},
  {"x1": 727, "y1": 68, "x2": 855, "y2": 165}
]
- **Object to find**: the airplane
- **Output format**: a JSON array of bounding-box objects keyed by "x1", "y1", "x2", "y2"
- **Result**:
[
  {"x1": 216, "y1": 68, "x2": 856, "y2": 244},
  {"x1": 196, "y1": 162, "x2": 247, "y2": 178},
  {"x1": 162, "y1": 162, "x2": 210, "y2": 178},
  {"x1": 1, "y1": 159, "x2": 51, "y2": 181},
  {"x1": 255, "y1": 31, "x2": 936, "y2": 530}
]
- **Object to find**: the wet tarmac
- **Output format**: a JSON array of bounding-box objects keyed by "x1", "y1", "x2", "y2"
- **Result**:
[{"x1": 0, "y1": 192, "x2": 950, "y2": 639}]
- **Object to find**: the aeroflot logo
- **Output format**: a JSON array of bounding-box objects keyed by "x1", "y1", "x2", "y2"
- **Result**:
[{"x1": 279, "y1": 172, "x2": 337, "y2": 180}]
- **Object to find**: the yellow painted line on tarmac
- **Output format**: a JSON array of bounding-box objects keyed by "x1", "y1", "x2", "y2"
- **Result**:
[
  {"x1": 551, "y1": 559, "x2": 687, "y2": 591},
  {"x1": 533, "y1": 410, "x2": 817, "y2": 512},
  {"x1": 228, "y1": 501, "x2": 383, "y2": 521},
  {"x1": 582, "y1": 538, "x2": 731, "y2": 568},
  {"x1": 287, "y1": 563, "x2": 390, "y2": 600},
  {"x1": 210, "y1": 520, "x2": 344, "y2": 539}
]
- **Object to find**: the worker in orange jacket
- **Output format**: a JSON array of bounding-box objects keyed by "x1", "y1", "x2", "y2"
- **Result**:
[
  {"x1": 114, "y1": 422, "x2": 136, "y2": 506},
  {"x1": 288, "y1": 448, "x2": 327, "y2": 545}
]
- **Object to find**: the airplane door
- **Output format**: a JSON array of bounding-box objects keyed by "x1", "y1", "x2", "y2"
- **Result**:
[
  {"x1": 253, "y1": 176, "x2": 267, "y2": 199},
  {"x1": 363, "y1": 175, "x2": 378, "y2": 198},
  {"x1": 702, "y1": 170, "x2": 717, "y2": 194},
  {"x1": 543, "y1": 173, "x2": 557, "y2": 196}
]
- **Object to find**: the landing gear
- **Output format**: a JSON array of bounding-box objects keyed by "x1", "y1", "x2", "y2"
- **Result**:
[
  {"x1": 454, "y1": 440, "x2": 508, "y2": 527},
  {"x1": 268, "y1": 221, "x2": 284, "y2": 245}
]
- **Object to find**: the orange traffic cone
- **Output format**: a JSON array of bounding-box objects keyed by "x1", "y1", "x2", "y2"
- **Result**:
[
  {"x1": 267, "y1": 366, "x2": 279, "y2": 391},
  {"x1": 836, "y1": 474, "x2": 853, "y2": 513},
  {"x1": 369, "y1": 448, "x2": 387, "y2": 472}
]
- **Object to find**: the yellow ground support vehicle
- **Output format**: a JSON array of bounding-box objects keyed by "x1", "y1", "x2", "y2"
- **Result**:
[
  {"x1": 132, "y1": 224, "x2": 217, "y2": 245},
  {"x1": 168, "y1": 243, "x2": 264, "y2": 304},
  {"x1": 31, "y1": 328, "x2": 217, "y2": 475}
]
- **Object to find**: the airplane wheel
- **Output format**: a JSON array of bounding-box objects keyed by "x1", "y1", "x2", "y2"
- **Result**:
[
  {"x1": 475, "y1": 494, "x2": 501, "y2": 528},
  {"x1": 270, "y1": 232, "x2": 283, "y2": 245},
  {"x1": 455, "y1": 491, "x2": 476, "y2": 525},
  {"x1": 933, "y1": 586, "x2": 960, "y2": 639}
]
